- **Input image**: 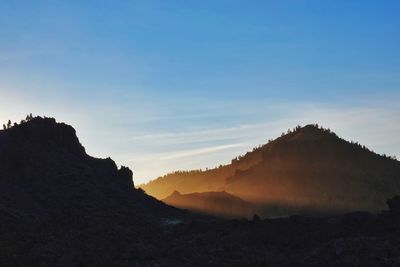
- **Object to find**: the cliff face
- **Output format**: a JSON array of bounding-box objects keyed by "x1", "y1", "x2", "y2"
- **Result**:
[{"x1": 0, "y1": 117, "x2": 139, "y2": 217}]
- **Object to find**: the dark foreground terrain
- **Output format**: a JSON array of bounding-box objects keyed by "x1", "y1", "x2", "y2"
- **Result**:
[{"x1": 1, "y1": 117, "x2": 400, "y2": 266}]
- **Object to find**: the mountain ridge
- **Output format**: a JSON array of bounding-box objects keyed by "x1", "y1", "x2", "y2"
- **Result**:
[{"x1": 142, "y1": 124, "x2": 400, "y2": 216}]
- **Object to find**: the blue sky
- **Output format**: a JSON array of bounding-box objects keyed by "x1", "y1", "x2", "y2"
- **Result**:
[{"x1": 0, "y1": 1, "x2": 399, "y2": 183}]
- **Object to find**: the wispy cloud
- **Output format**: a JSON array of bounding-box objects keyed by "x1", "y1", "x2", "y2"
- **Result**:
[
  {"x1": 160, "y1": 143, "x2": 246, "y2": 160},
  {"x1": 119, "y1": 100, "x2": 400, "y2": 183}
]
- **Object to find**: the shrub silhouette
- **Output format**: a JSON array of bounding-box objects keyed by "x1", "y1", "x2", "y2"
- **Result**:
[
  {"x1": 26, "y1": 113, "x2": 33, "y2": 121},
  {"x1": 3, "y1": 114, "x2": 35, "y2": 130}
]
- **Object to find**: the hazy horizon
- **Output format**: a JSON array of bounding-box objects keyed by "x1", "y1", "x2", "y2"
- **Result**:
[{"x1": 1, "y1": 1, "x2": 399, "y2": 184}]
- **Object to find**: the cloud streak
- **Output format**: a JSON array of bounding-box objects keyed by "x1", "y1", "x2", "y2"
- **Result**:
[
  {"x1": 160, "y1": 143, "x2": 246, "y2": 160},
  {"x1": 121, "y1": 100, "x2": 400, "y2": 183}
]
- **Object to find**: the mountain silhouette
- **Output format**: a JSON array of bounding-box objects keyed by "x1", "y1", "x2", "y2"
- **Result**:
[
  {"x1": 142, "y1": 125, "x2": 400, "y2": 217},
  {"x1": 0, "y1": 117, "x2": 199, "y2": 266}
]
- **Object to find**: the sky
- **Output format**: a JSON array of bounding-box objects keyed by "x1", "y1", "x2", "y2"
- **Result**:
[{"x1": 0, "y1": 1, "x2": 399, "y2": 184}]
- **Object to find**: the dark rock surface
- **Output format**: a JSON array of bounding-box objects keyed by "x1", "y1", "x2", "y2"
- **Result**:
[
  {"x1": 387, "y1": 195, "x2": 400, "y2": 212},
  {"x1": 1, "y1": 117, "x2": 399, "y2": 266}
]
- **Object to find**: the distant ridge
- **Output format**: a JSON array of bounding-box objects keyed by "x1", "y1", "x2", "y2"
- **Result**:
[
  {"x1": 163, "y1": 190, "x2": 256, "y2": 218},
  {"x1": 142, "y1": 124, "x2": 400, "y2": 217}
]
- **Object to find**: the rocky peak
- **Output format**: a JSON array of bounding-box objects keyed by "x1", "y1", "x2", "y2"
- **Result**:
[{"x1": 0, "y1": 116, "x2": 86, "y2": 156}]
